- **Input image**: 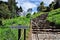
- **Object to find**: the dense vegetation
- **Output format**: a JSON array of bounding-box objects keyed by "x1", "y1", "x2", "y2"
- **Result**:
[
  {"x1": 0, "y1": 0, "x2": 60, "y2": 40},
  {"x1": 0, "y1": 11, "x2": 43, "y2": 40},
  {"x1": 0, "y1": 11, "x2": 43, "y2": 27},
  {"x1": 0, "y1": 1, "x2": 11, "y2": 19},
  {"x1": 47, "y1": 8, "x2": 60, "y2": 25}
]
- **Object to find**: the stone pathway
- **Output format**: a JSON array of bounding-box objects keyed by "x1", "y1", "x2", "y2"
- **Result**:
[
  {"x1": 31, "y1": 13, "x2": 60, "y2": 40},
  {"x1": 32, "y1": 32, "x2": 60, "y2": 40}
]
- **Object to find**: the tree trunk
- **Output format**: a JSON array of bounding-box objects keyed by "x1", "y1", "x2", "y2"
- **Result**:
[{"x1": 0, "y1": 20, "x2": 2, "y2": 25}]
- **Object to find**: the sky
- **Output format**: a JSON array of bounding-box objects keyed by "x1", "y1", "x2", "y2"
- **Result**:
[{"x1": 2, "y1": 0, "x2": 54, "y2": 12}]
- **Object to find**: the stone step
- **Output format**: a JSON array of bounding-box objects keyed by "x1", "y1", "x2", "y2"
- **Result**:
[
  {"x1": 32, "y1": 34, "x2": 60, "y2": 40},
  {"x1": 32, "y1": 29, "x2": 60, "y2": 34}
]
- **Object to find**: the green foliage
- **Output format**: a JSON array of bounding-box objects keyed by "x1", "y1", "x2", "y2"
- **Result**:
[
  {"x1": 37, "y1": 2, "x2": 46, "y2": 12},
  {"x1": 26, "y1": 13, "x2": 31, "y2": 18},
  {"x1": 32, "y1": 12, "x2": 44, "y2": 18},
  {"x1": 0, "y1": 28, "x2": 18, "y2": 40},
  {"x1": 19, "y1": 6, "x2": 23, "y2": 12},
  {"x1": 0, "y1": 17, "x2": 30, "y2": 40},
  {"x1": 47, "y1": 8, "x2": 60, "y2": 24},
  {"x1": 2, "y1": 12, "x2": 43, "y2": 27},
  {"x1": 0, "y1": 3, "x2": 11, "y2": 19},
  {"x1": 0, "y1": 11, "x2": 44, "y2": 40},
  {"x1": 49, "y1": 2, "x2": 55, "y2": 10},
  {"x1": 33, "y1": 12, "x2": 36, "y2": 15},
  {"x1": 0, "y1": 0, "x2": 18, "y2": 19},
  {"x1": 40, "y1": 2, "x2": 44, "y2": 5},
  {"x1": 8, "y1": 0, "x2": 17, "y2": 17}
]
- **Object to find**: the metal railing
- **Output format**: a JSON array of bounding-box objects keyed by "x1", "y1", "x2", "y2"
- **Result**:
[{"x1": 11, "y1": 25, "x2": 29, "y2": 40}]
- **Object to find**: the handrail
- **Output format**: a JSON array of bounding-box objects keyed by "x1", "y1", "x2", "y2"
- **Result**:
[{"x1": 10, "y1": 25, "x2": 29, "y2": 40}]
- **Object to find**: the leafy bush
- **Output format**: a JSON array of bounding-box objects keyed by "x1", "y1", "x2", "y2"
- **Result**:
[
  {"x1": 0, "y1": 3, "x2": 11, "y2": 19},
  {"x1": 0, "y1": 12, "x2": 44, "y2": 40},
  {"x1": 33, "y1": 12, "x2": 36, "y2": 15},
  {"x1": 47, "y1": 8, "x2": 60, "y2": 24},
  {"x1": 26, "y1": 13, "x2": 31, "y2": 18},
  {"x1": 0, "y1": 28, "x2": 18, "y2": 40}
]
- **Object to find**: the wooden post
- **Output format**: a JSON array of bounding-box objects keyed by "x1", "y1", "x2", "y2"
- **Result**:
[
  {"x1": 24, "y1": 29, "x2": 26, "y2": 40},
  {"x1": 18, "y1": 29, "x2": 21, "y2": 40}
]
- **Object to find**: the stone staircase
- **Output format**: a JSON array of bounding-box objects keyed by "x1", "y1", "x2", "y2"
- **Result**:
[
  {"x1": 31, "y1": 13, "x2": 60, "y2": 34},
  {"x1": 31, "y1": 13, "x2": 60, "y2": 40},
  {"x1": 32, "y1": 13, "x2": 49, "y2": 34}
]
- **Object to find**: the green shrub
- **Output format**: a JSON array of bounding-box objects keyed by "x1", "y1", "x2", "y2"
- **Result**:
[
  {"x1": 47, "y1": 8, "x2": 60, "y2": 24},
  {"x1": 0, "y1": 3, "x2": 11, "y2": 19},
  {"x1": 33, "y1": 12, "x2": 36, "y2": 15},
  {"x1": 26, "y1": 13, "x2": 31, "y2": 18}
]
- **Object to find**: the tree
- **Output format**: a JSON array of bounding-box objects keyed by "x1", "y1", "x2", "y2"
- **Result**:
[
  {"x1": 37, "y1": 6, "x2": 40, "y2": 12},
  {"x1": 44, "y1": 7, "x2": 50, "y2": 12},
  {"x1": 54, "y1": 1, "x2": 60, "y2": 9},
  {"x1": 33, "y1": 12, "x2": 36, "y2": 15},
  {"x1": 8, "y1": 0, "x2": 17, "y2": 17},
  {"x1": 19, "y1": 6, "x2": 23, "y2": 12},
  {"x1": 49, "y1": 2, "x2": 55, "y2": 10},
  {"x1": 26, "y1": 13, "x2": 31, "y2": 18},
  {"x1": 0, "y1": 3, "x2": 11, "y2": 19},
  {"x1": 37, "y1": 2, "x2": 46, "y2": 12}
]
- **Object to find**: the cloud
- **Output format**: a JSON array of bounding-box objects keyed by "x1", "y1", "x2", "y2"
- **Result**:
[
  {"x1": 16, "y1": 0, "x2": 54, "y2": 12},
  {"x1": 2, "y1": 0, "x2": 8, "y2": 2},
  {"x1": 2, "y1": 0, "x2": 54, "y2": 12},
  {"x1": 21, "y1": 2, "x2": 37, "y2": 11},
  {"x1": 16, "y1": 1, "x2": 37, "y2": 11}
]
